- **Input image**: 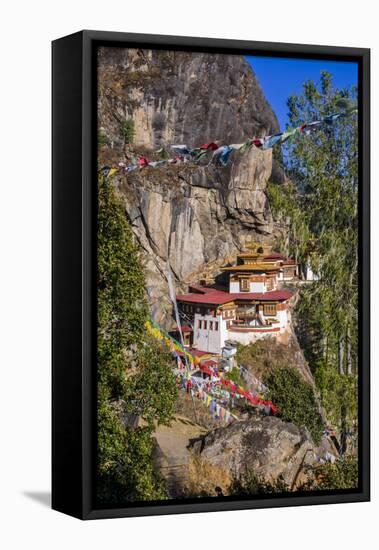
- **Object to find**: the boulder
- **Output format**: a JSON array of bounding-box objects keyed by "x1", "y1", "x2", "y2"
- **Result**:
[{"x1": 190, "y1": 416, "x2": 318, "y2": 487}]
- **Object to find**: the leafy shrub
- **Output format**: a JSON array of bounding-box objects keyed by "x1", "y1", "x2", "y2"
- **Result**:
[
  {"x1": 302, "y1": 456, "x2": 358, "y2": 490},
  {"x1": 264, "y1": 366, "x2": 324, "y2": 443},
  {"x1": 121, "y1": 119, "x2": 135, "y2": 144},
  {"x1": 230, "y1": 470, "x2": 289, "y2": 496},
  {"x1": 98, "y1": 129, "x2": 107, "y2": 146},
  {"x1": 224, "y1": 367, "x2": 245, "y2": 388}
]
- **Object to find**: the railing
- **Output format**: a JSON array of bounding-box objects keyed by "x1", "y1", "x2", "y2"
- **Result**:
[
  {"x1": 229, "y1": 324, "x2": 281, "y2": 333},
  {"x1": 236, "y1": 311, "x2": 256, "y2": 318}
]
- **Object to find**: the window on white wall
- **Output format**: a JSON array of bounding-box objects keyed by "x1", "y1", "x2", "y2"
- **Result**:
[
  {"x1": 263, "y1": 303, "x2": 277, "y2": 316},
  {"x1": 240, "y1": 278, "x2": 250, "y2": 291}
]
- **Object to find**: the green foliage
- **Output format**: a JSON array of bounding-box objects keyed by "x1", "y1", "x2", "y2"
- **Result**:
[
  {"x1": 121, "y1": 118, "x2": 135, "y2": 144},
  {"x1": 97, "y1": 176, "x2": 177, "y2": 504},
  {"x1": 267, "y1": 180, "x2": 311, "y2": 265},
  {"x1": 264, "y1": 366, "x2": 324, "y2": 443},
  {"x1": 283, "y1": 72, "x2": 358, "y2": 339},
  {"x1": 224, "y1": 367, "x2": 245, "y2": 389},
  {"x1": 302, "y1": 456, "x2": 358, "y2": 491},
  {"x1": 98, "y1": 129, "x2": 107, "y2": 147},
  {"x1": 230, "y1": 470, "x2": 289, "y2": 496},
  {"x1": 314, "y1": 361, "x2": 358, "y2": 430},
  {"x1": 124, "y1": 339, "x2": 178, "y2": 427},
  {"x1": 267, "y1": 72, "x2": 358, "y2": 444},
  {"x1": 230, "y1": 458, "x2": 358, "y2": 496},
  {"x1": 98, "y1": 174, "x2": 148, "y2": 398},
  {"x1": 236, "y1": 339, "x2": 303, "y2": 380},
  {"x1": 97, "y1": 399, "x2": 167, "y2": 504}
]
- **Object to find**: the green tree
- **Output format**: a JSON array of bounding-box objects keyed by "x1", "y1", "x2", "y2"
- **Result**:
[
  {"x1": 268, "y1": 72, "x2": 358, "y2": 452},
  {"x1": 98, "y1": 129, "x2": 107, "y2": 147},
  {"x1": 267, "y1": 179, "x2": 311, "y2": 270},
  {"x1": 121, "y1": 118, "x2": 135, "y2": 145},
  {"x1": 97, "y1": 175, "x2": 177, "y2": 504},
  {"x1": 264, "y1": 366, "x2": 324, "y2": 443}
]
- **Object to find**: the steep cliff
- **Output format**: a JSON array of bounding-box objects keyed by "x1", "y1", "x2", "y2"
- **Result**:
[
  {"x1": 98, "y1": 47, "x2": 285, "y2": 325},
  {"x1": 98, "y1": 47, "x2": 279, "y2": 152}
]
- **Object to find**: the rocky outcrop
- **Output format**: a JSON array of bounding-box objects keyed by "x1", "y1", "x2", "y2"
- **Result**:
[
  {"x1": 190, "y1": 416, "x2": 317, "y2": 488},
  {"x1": 98, "y1": 48, "x2": 279, "y2": 153},
  {"x1": 118, "y1": 147, "x2": 284, "y2": 325},
  {"x1": 98, "y1": 48, "x2": 284, "y2": 325}
]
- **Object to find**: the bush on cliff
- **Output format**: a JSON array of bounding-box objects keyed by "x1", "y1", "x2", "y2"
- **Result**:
[{"x1": 264, "y1": 366, "x2": 324, "y2": 443}]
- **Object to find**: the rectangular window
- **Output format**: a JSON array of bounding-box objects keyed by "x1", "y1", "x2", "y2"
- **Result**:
[
  {"x1": 209, "y1": 321, "x2": 213, "y2": 330},
  {"x1": 215, "y1": 322, "x2": 219, "y2": 331},
  {"x1": 203, "y1": 321, "x2": 207, "y2": 330},
  {"x1": 263, "y1": 303, "x2": 277, "y2": 316},
  {"x1": 240, "y1": 278, "x2": 250, "y2": 291},
  {"x1": 198, "y1": 320, "x2": 202, "y2": 329}
]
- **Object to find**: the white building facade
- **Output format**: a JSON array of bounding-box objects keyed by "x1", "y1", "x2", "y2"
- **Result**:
[{"x1": 176, "y1": 245, "x2": 296, "y2": 354}]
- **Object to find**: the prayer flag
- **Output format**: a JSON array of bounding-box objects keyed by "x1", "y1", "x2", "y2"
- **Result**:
[
  {"x1": 171, "y1": 144, "x2": 191, "y2": 155},
  {"x1": 107, "y1": 167, "x2": 118, "y2": 178},
  {"x1": 200, "y1": 142, "x2": 219, "y2": 151},
  {"x1": 323, "y1": 113, "x2": 342, "y2": 125},
  {"x1": 262, "y1": 133, "x2": 283, "y2": 150}
]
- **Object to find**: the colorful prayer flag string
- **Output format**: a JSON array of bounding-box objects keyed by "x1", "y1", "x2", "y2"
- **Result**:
[{"x1": 99, "y1": 106, "x2": 357, "y2": 177}]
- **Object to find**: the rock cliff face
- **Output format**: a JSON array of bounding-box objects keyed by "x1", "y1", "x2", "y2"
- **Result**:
[
  {"x1": 98, "y1": 47, "x2": 284, "y2": 325},
  {"x1": 98, "y1": 47, "x2": 279, "y2": 152}
]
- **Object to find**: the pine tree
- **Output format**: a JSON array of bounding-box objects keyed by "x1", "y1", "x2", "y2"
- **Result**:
[{"x1": 268, "y1": 73, "x2": 358, "y2": 451}]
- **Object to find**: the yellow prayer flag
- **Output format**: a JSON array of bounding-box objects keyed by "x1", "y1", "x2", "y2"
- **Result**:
[{"x1": 107, "y1": 167, "x2": 118, "y2": 178}]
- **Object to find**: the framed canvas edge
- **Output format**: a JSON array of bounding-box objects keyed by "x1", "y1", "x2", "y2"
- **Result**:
[{"x1": 53, "y1": 30, "x2": 370, "y2": 520}]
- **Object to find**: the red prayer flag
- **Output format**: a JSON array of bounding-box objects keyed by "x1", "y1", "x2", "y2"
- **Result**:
[
  {"x1": 138, "y1": 156, "x2": 149, "y2": 166},
  {"x1": 200, "y1": 142, "x2": 219, "y2": 151}
]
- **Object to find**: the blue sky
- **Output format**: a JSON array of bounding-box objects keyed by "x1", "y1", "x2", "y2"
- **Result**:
[{"x1": 246, "y1": 56, "x2": 358, "y2": 131}]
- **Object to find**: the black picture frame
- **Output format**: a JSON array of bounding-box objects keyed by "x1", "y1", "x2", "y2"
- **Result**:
[{"x1": 52, "y1": 30, "x2": 370, "y2": 520}]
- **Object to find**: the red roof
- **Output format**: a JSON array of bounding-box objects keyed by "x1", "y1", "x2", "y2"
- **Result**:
[
  {"x1": 176, "y1": 291, "x2": 231, "y2": 305},
  {"x1": 200, "y1": 364, "x2": 213, "y2": 376},
  {"x1": 176, "y1": 289, "x2": 293, "y2": 305},
  {"x1": 188, "y1": 284, "x2": 220, "y2": 294},
  {"x1": 264, "y1": 253, "x2": 295, "y2": 265},
  {"x1": 201, "y1": 359, "x2": 218, "y2": 367},
  {"x1": 188, "y1": 348, "x2": 210, "y2": 357},
  {"x1": 264, "y1": 252, "x2": 285, "y2": 260},
  {"x1": 180, "y1": 325, "x2": 192, "y2": 332}
]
